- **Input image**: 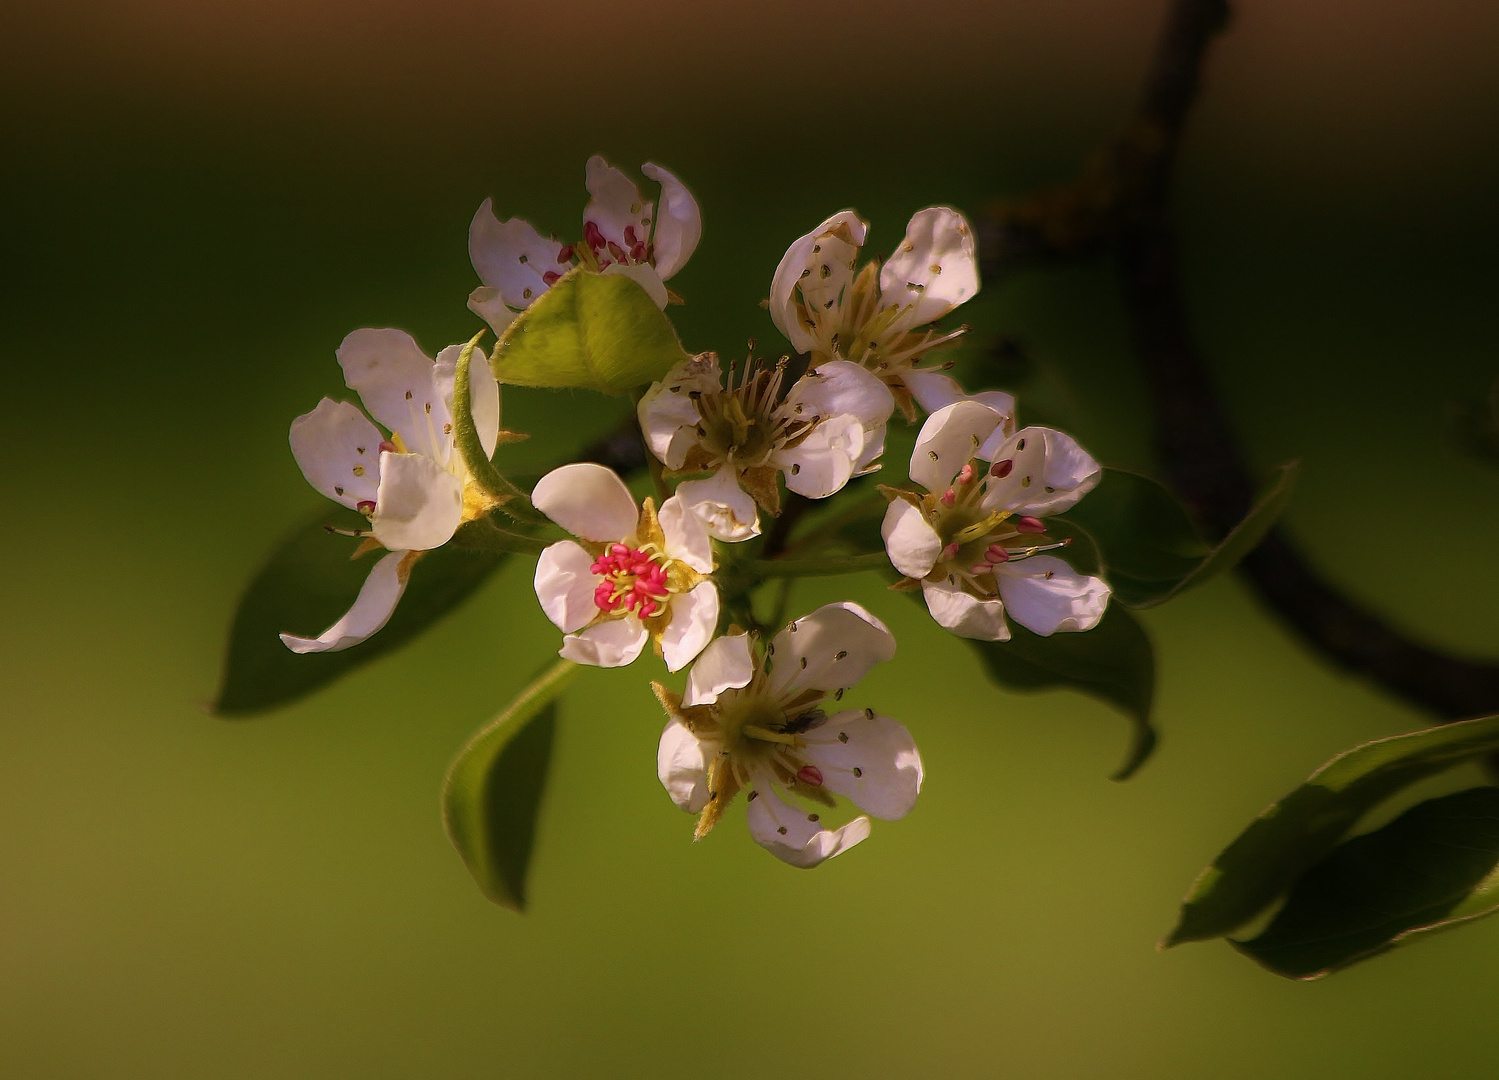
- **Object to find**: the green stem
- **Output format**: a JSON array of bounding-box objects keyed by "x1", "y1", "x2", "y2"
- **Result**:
[
  {"x1": 452, "y1": 518, "x2": 550, "y2": 556},
  {"x1": 749, "y1": 551, "x2": 892, "y2": 579},
  {"x1": 454, "y1": 335, "x2": 546, "y2": 524}
]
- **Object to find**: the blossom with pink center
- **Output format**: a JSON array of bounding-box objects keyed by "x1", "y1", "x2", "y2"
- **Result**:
[
  {"x1": 881, "y1": 400, "x2": 1110, "y2": 641},
  {"x1": 468, "y1": 156, "x2": 702, "y2": 334},
  {"x1": 532, "y1": 463, "x2": 718, "y2": 671}
]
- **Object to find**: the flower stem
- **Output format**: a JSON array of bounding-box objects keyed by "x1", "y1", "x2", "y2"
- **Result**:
[
  {"x1": 454, "y1": 335, "x2": 546, "y2": 524},
  {"x1": 749, "y1": 551, "x2": 891, "y2": 579}
]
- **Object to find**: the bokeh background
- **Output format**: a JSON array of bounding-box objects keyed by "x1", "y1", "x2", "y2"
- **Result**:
[{"x1": 4, "y1": 0, "x2": 1499, "y2": 1076}]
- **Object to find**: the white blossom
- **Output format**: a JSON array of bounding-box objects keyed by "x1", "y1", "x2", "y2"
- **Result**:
[
  {"x1": 468, "y1": 156, "x2": 701, "y2": 333},
  {"x1": 636, "y1": 353, "x2": 894, "y2": 528},
  {"x1": 769, "y1": 207, "x2": 980, "y2": 418},
  {"x1": 532, "y1": 463, "x2": 718, "y2": 672},
  {"x1": 881, "y1": 400, "x2": 1110, "y2": 641},
  {"x1": 282, "y1": 329, "x2": 503, "y2": 653},
  {"x1": 654, "y1": 602, "x2": 921, "y2": 868}
]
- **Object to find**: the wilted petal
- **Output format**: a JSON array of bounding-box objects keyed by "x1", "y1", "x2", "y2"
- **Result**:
[
  {"x1": 280, "y1": 550, "x2": 410, "y2": 654},
  {"x1": 910, "y1": 400, "x2": 1006, "y2": 494},
  {"x1": 769, "y1": 210, "x2": 868, "y2": 354},
  {"x1": 532, "y1": 463, "x2": 639, "y2": 542},
  {"x1": 533, "y1": 541, "x2": 600, "y2": 634},
  {"x1": 776, "y1": 414, "x2": 863, "y2": 499},
  {"x1": 288, "y1": 397, "x2": 383, "y2": 510},
  {"x1": 658, "y1": 495, "x2": 714, "y2": 573},
  {"x1": 683, "y1": 631, "x2": 756, "y2": 706},
  {"x1": 468, "y1": 200, "x2": 567, "y2": 312},
  {"x1": 879, "y1": 206, "x2": 979, "y2": 329},
  {"x1": 583, "y1": 155, "x2": 651, "y2": 252},
  {"x1": 676, "y1": 466, "x2": 761, "y2": 541},
  {"x1": 561, "y1": 617, "x2": 649, "y2": 668},
  {"x1": 881, "y1": 499, "x2": 942, "y2": 579},
  {"x1": 641, "y1": 162, "x2": 702, "y2": 281},
  {"x1": 769, "y1": 601, "x2": 896, "y2": 697},
  {"x1": 746, "y1": 783, "x2": 871, "y2": 869},
  {"x1": 920, "y1": 578, "x2": 1010, "y2": 641},
  {"x1": 370, "y1": 451, "x2": 464, "y2": 552},
  {"x1": 803, "y1": 710, "x2": 923, "y2": 820},
  {"x1": 433, "y1": 342, "x2": 501, "y2": 460},
  {"x1": 336, "y1": 328, "x2": 450, "y2": 460},
  {"x1": 981, "y1": 426, "x2": 1102, "y2": 516},
  {"x1": 601, "y1": 261, "x2": 669, "y2": 309},
  {"x1": 661, "y1": 581, "x2": 719, "y2": 672},
  {"x1": 996, "y1": 555, "x2": 1111, "y2": 635},
  {"x1": 657, "y1": 720, "x2": 713, "y2": 814}
]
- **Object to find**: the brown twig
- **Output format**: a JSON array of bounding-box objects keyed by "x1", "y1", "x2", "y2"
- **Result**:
[{"x1": 982, "y1": 0, "x2": 1499, "y2": 719}]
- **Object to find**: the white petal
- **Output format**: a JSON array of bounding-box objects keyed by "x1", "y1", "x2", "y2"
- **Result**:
[
  {"x1": 658, "y1": 495, "x2": 714, "y2": 573},
  {"x1": 280, "y1": 550, "x2": 411, "y2": 654},
  {"x1": 903, "y1": 368, "x2": 1016, "y2": 426},
  {"x1": 776, "y1": 414, "x2": 863, "y2": 499},
  {"x1": 636, "y1": 355, "x2": 720, "y2": 469},
  {"x1": 920, "y1": 578, "x2": 1010, "y2": 641},
  {"x1": 675, "y1": 467, "x2": 761, "y2": 542},
  {"x1": 641, "y1": 162, "x2": 702, "y2": 281},
  {"x1": 533, "y1": 541, "x2": 600, "y2": 634},
  {"x1": 769, "y1": 601, "x2": 896, "y2": 697},
  {"x1": 879, "y1": 206, "x2": 979, "y2": 329},
  {"x1": 337, "y1": 328, "x2": 450, "y2": 461},
  {"x1": 981, "y1": 426, "x2": 1102, "y2": 516},
  {"x1": 746, "y1": 783, "x2": 871, "y2": 869},
  {"x1": 657, "y1": 720, "x2": 713, "y2": 814},
  {"x1": 661, "y1": 581, "x2": 719, "y2": 673},
  {"x1": 996, "y1": 555, "x2": 1111, "y2": 635},
  {"x1": 783, "y1": 360, "x2": 894, "y2": 427},
  {"x1": 370, "y1": 452, "x2": 464, "y2": 552},
  {"x1": 910, "y1": 400, "x2": 1006, "y2": 494},
  {"x1": 288, "y1": 398, "x2": 383, "y2": 510},
  {"x1": 434, "y1": 342, "x2": 501, "y2": 459},
  {"x1": 468, "y1": 200, "x2": 567, "y2": 311},
  {"x1": 601, "y1": 261, "x2": 669, "y2": 310},
  {"x1": 683, "y1": 631, "x2": 756, "y2": 706},
  {"x1": 803, "y1": 710, "x2": 924, "y2": 820},
  {"x1": 769, "y1": 210, "x2": 868, "y2": 354},
  {"x1": 880, "y1": 499, "x2": 942, "y2": 579},
  {"x1": 583, "y1": 155, "x2": 650, "y2": 252},
  {"x1": 532, "y1": 463, "x2": 638, "y2": 542},
  {"x1": 560, "y1": 617, "x2": 649, "y2": 668},
  {"x1": 467, "y1": 285, "x2": 515, "y2": 338}
]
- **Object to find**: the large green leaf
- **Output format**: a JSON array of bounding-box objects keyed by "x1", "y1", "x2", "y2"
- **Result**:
[
  {"x1": 1060, "y1": 463, "x2": 1298, "y2": 608},
  {"x1": 213, "y1": 508, "x2": 510, "y2": 716},
  {"x1": 442, "y1": 659, "x2": 578, "y2": 911},
  {"x1": 490, "y1": 268, "x2": 689, "y2": 395},
  {"x1": 1164, "y1": 712, "x2": 1499, "y2": 947},
  {"x1": 967, "y1": 603, "x2": 1158, "y2": 780},
  {"x1": 1234, "y1": 787, "x2": 1499, "y2": 979}
]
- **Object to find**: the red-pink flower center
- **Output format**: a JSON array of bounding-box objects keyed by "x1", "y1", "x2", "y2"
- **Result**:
[
  {"x1": 582, "y1": 219, "x2": 651, "y2": 270},
  {"x1": 591, "y1": 543, "x2": 671, "y2": 619}
]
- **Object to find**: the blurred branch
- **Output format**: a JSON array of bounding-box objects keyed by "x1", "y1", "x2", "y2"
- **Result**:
[{"x1": 981, "y1": 0, "x2": 1499, "y2": 719}]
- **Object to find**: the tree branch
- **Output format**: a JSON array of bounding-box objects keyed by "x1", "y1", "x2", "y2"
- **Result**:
[{"x1": 983, "y1": 0, "x2": 1499, "y2": 719}]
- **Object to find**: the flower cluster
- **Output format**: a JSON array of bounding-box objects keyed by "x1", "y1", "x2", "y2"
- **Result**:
[{"x1": 279, "y1": 158, "x2": 1113, "y2": 870}]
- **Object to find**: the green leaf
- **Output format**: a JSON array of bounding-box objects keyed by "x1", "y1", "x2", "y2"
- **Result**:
[
  {"x1": 1233, "y1": 787, "x2": 1499, "y2": 979},
  {"x1": 442, "y1": 659, "x2": 578, "y2": 910},
  {"x1": 489, "y1": 268, "x2": 689, "y2": 395},
  {"x1": 213, "y1": 508, "x2": 510, "y2": 716},
  {"x1": 1164, "y1": 712, "x2": 1499, "y2": 947},
  {"x1": 967, "y1": 603, "x2": 1158, "y2": 780},
  {"x1": 1060, "y1": 463, "x2": 1299, "y2": 608}
]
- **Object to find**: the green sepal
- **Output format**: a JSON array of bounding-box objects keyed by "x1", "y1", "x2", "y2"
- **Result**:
[
  {"x1": 489, "y1": 268, "x2": 689, "y2": 395},
  {"x1": 442, "y1": 659, "x2": 578, "y2": 911},
  {"x1": 1234, "y1": 787, "x2": 1499, "y2": 979},
  {"x1": 213, "y1": 507, "x2": 510, "y2": 716},
  {"x1": 1060, "y1": 462, "x2": 1298, "y2": 608},
  {"x1": 1164, "y1": 712, "x2": 1499, "y2": 948},
  {"x1": 452, "y1": 332, "x2": 541, "y2": 522}
]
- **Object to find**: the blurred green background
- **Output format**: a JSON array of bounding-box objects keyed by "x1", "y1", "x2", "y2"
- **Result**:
[{"x1": 4, "y1": 0, "x2": 1499, "y2": 1075}]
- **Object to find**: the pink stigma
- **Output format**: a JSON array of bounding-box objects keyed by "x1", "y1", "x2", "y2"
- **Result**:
[
  {"x1": 556, "y1": 244, "x2": 575, "y2": 263},
  {"x1": 1017, "y1": 516, "x2": 1045, "y2": 533},
  {"x1": 985, "y1": 544, "x2": 1009, "y2": 563},
  {"x1": 942, "y1": 542, "x2": 961, "y2": 560},
  {"x1": 991, "y1": 459, "x2": 1013, "y2": 479},
  {"x1": 590, "y1": 543, "x2": 671, "y2": 619},
  {"x1": 583, "y1": 220, "x2": 607, "y2": 253},
  {"x1": 623, "y1": 225, "x2": 638, "y2": 246},
  {"x1": 957, "y1": 463, "x2": 975, "y2": 485},
  {"x1": 541, "y1": 270, "x2": 561, "y2": 286},
  {"x1": 356, "y1": 500, "x2": 376, "y2": 514},
  {"x1": 378, "y1": 440, "x2": 398, "y2": 454},
  {"x1": 940, "y1": 488, "x2": 956, "y2": 507},
  {"x1": 797, "y1": 765, "x2": 824, "y2": 786}
]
